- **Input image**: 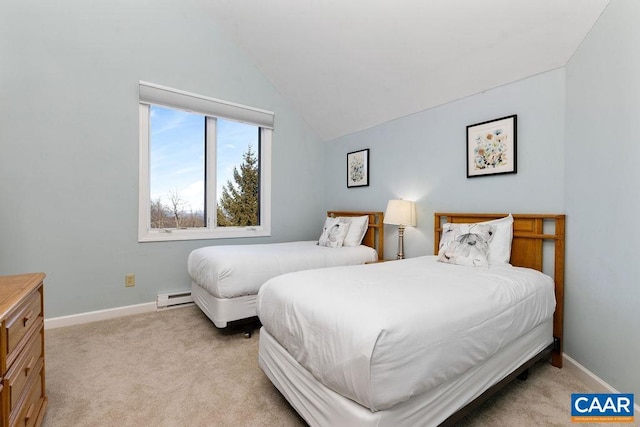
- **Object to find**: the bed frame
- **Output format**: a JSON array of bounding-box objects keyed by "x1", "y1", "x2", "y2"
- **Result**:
[{"x1": 434, "y1": 213, "x2": 565, "y2": 426}]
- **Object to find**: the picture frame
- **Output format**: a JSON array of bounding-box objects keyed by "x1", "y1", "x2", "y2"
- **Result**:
[
  {"x1": 347, "y1": 148, "x2": 369, "y2": 188},
  {"x1": 466, "y1": 114, "x2": 517, "y2": 178}
]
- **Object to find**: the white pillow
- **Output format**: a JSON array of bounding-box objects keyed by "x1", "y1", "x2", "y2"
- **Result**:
[
  {"x1": 437, "y1": 223, "x2": 495, "y2": 267},
  {"x1": 480, "y1": 214, "x2": 514, "y2": 265},
  {"x1": 438, "y1": 214, "x2": 514, "y2": 265},
  {"x1": 318, "y1": 217, "x2": 351, "y2": 248},
  {"x1": 339, "y1": 215, "x2": 369, "y2": 247}
]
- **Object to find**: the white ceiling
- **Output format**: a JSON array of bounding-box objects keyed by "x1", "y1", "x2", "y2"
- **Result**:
[{"x1": 207, "y1": 0, "x2": 609, "y2": 141}]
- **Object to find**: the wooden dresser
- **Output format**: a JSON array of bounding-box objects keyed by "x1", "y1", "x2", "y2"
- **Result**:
[{"x1": 0, "y1": 273, "x2": 47, "y2": 427}]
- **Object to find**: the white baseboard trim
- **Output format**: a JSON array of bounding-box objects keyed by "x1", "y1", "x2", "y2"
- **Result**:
[
  {"x1": 564, "y1": 353, "x2": 640, "y2": 419},
  {"x1": 44, "y1": 302, "x2": 157, "y2": 330}
]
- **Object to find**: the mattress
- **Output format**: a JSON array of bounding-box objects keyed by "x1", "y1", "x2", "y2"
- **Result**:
[
  {"x1": 257, "y1": 256, "x2": 555, "y2": 411},
  {"x1": 259, "y1": 320, "x2": 553, "y2": 426},
  {"x1": 188, "y1": 241, "x2": 378, "y2": 298}
]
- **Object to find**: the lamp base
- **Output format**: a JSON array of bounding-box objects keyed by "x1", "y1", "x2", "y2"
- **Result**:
[{"x1": 396, "y1": 225, "x2": 406, "y2": 260}]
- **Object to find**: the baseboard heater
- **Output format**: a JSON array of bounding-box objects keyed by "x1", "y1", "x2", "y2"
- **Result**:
[{"x1": 156, "y1": 290, "x2": 194, "y2": 309}]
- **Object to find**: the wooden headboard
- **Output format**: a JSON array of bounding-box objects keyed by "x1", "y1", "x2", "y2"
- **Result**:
[
  {"x1": 327, "y1": 211, "x2": 384, "y2": 261},
  {"x1": 434, "y1": 212, "x2": 566, "y2": 368}
]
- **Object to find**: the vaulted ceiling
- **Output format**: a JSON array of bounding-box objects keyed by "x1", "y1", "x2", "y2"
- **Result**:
[{"x1": 208, "y1": 0, "x2": 610, "y2": 141}]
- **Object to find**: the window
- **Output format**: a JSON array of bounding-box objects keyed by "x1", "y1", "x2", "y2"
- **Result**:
[{"x1": 138, "y1": 82, "x2": 273, "y2": 242}]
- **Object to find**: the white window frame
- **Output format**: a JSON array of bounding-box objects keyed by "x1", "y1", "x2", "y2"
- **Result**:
[{"x1": 138, "y1": 82, "x2": 272, "y2": 242}]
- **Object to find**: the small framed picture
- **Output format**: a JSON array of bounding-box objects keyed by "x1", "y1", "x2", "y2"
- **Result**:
[
  {"x1": 347, "y1": 149, "x2": 369, "y2": 188},
  {"x1": 467, "y1": 115, "x2": 517, "y2": 178}
]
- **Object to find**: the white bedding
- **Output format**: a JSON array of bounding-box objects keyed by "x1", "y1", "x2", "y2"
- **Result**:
[
  {"x1": 188, "y1": 241, "x2": 378, "y2": 299},
  {"x1": 258, "y1": 320, "x2": 553, "y2": 426},
  {"x1": 257, "y1": 256, "x2": 555, "y2": 412}
]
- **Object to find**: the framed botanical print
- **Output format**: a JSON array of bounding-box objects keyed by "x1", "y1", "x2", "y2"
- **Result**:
[
  {"x1": 467, "y1": 115, "x2": 517, "y2": 178},
  {"x1": 347, "y1": 149, "x2": 369, "y2": 188}
]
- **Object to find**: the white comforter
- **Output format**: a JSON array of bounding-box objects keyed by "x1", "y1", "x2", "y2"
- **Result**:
[
  {"x1": 188, "y1": 241, "x2": 378, "y2": 298},
  {"x1": 257, "y1": 256, "x2": 555, "y2": 411}
]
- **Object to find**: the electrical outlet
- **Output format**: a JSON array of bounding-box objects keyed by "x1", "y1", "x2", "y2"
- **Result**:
[{"x1": 125, "y1": 274, "x2": 135, "y2": 287}]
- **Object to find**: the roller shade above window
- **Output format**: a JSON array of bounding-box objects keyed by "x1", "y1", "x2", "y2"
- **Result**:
[{"x1": 139, "y1": 81, "x2": 274, "y2": 129}]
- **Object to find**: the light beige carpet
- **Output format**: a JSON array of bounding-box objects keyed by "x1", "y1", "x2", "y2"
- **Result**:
[{"x1": 42, "y1": 305, "x2": 598, "y2": 427}]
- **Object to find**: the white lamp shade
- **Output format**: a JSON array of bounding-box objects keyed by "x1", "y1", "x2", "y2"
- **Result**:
[{"x1": 383, "y1": 199, "x2": 417, "y2": 226}]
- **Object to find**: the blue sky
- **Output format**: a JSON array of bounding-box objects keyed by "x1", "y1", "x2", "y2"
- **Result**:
[{"x1": 150, "y1": 105, "x2": 257, "y2": 213}]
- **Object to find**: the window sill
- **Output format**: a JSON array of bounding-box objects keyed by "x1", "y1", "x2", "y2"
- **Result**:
[{"x1": 138, "y1": 227, "x2": 271, "y2": 242}]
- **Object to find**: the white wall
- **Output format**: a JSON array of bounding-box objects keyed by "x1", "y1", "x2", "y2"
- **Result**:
[
  {"x1": 325, "y1": 69, "x2": 566, "y2": 260},
  {"x1": 0, "y1": 0, "x2": 324, "y2": 317},
  {"x1": 565, "y1": 0, "x2": 640, "y2": 398}
]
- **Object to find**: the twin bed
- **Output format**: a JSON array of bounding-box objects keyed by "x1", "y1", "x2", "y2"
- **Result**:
[
  {"x1": 256, "y1": 212, "x2": 565, "y2": 426},
  {"x1": 188, "y1": 211, "x2": 384, "y2": 329}
]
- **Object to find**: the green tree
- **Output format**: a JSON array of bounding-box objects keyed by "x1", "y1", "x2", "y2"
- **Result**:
[{"x1": 217, "y1": 145, "x2": 259, "y2": 226}]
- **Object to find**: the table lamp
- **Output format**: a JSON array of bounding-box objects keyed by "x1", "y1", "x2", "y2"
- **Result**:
[{"x1": 383, "y1": 199, "x2": 417, "y2": 260}]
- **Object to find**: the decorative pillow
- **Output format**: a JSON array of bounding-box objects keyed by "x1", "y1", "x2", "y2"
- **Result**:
[
  {"x1": 339, "y1": 215, "x2": 369, "y2": 247},
  {"x1": 437, "y1": 223, "x2": 496, "y2": 267},
  {"x1": 318, "y1": 217, "x2": 351, "y2": 248}
]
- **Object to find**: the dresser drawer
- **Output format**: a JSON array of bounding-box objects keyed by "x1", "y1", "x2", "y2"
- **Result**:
[
  {"x1": 5, "y1": 290, "x2": 42, "y2": 362},
  {"x1": 5, "y1": 328, "x2": 43, "y2": 413},
  {"x1": 10, "y1": 369, "x2": 44, "y2": 427},
  {"x1": 0, "y1": 274, "x2": 46, "y2": 427}
]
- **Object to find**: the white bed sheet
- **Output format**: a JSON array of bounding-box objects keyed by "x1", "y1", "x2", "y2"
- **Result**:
[
  {"x1": 188, "y1": 241, "x2": 378, "y2": 298},
  {"x1": 258, "y1": 320, "x2": 553, "y2": 427},
  {"x1": 257, "y1": 256, "x2": 555, "y2": 411},
  {"x1": 191, "y1": 281, "x2": 256, "y2": 328}
]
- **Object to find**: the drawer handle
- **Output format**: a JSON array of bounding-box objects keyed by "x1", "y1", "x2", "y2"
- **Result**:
[
  {"x1": 25, "y1": 403, "x2": 34, "y2": 423},
  {"x1": 23, "y1": 310, "x2": 34, "y2": 326},
  {"x1": 25, "y1": 356, "x2": 36, "y2": 376}
]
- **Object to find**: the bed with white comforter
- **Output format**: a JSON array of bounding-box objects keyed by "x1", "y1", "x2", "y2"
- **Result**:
[
  {"x1": 257, "y1": 255, "x2": 556, "y2": 425},
  {"x1": 188, "y1": 241, "x2": 378, "y2": 328},
  {"x1": 189, "y1": 241, "x2": 377, "y2": 299},
  {"x1": 187, "y1": 211, "x2": 383, "y2": 329}
]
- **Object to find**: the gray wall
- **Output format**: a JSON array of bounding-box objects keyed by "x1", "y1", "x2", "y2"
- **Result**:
[
  {"x1": 325, "y1": 69, "x2": 566, "y2": 260},
  {"x1": 0, "y1": 0, "x2": 324, "y2": 317},
  {"x1": 565, "y1": 0, "x2": 640, "y2": 397}
]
